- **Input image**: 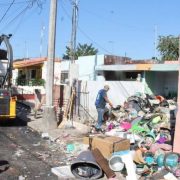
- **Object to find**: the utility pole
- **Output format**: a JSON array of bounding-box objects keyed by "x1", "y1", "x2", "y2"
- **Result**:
[
  {"x1": 43, "y1": 0, "x2": 57, "y2": 130},
  {"x1": 68, "y1": 0, "x2": 79, "y2": 86},
  {"x1": 173, "y1": 35, "x2": 180, "y2": 153},
  {"x1": 70, "y1": 0, "x2": 78, "y2": 62}
]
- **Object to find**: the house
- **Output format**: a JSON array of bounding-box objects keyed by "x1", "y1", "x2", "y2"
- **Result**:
[
  {"x1": 12, "y1": 57, "x2": 61, "y2": 107},
  {"x1": 95, "y1": 59, "x2": 179, "y2": 97},
  {"x1": 12, "y1": 55, "x2": 179, "y2": 111},
  {"x1": 13, "y1": 57, "x2": 61, "y2": 86},
  {"x1": 60, "y1": 55, "x2": 131, "y2": 82},
  {"x1": 60, "y1": 55, "x2": 179, "y2": 97}
]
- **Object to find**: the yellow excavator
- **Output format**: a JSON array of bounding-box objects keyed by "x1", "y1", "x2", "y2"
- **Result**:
[{"x1": 0, "y1": 34, "x2": 16, "y2": 119}]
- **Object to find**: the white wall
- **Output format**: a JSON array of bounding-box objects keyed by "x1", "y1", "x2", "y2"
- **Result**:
[
  {"x1": 59, "y1": 55, "x2": 105, "y2": 81},
  {"x1": 77, "y1": 55, "x2": 104, "y2": 80},
  {"x1": 60, "y1": 60, "x2": 70, "y2": 71},
  {"x1": 80, "y1": 81, "x2": 144, "y2": 119},
  {"x1": 42, "y1": 61, "x2": 61, "y2": 85},
  {"x1": 14, "y1": 85, "x2": 45, "y2": 94},
  {"x1": 12, "y1": 69, "x2": 18, "y2": 85},
  {"x1": 54, "y1": 61, "x2": 61, "y2": 85}
]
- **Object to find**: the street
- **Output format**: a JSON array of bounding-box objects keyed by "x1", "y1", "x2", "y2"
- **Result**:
[{"x1": 0, "y1": 118, "x2": 66, "y2": 180}]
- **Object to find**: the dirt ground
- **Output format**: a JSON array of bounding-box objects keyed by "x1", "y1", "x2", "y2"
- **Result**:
[{"x1": 0, "y1": 118, "x2": 67, "y2": 180}]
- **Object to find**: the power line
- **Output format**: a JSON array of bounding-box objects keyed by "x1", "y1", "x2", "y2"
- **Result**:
[
  {"x1": 0, "y1": 1, "x2": 29, "y2": 32},
  {"x1": 77, "y1": 26, "x2": 112, "y2": 54},
  {"x1": 0, "y1": 0, "x2": 46, "y2": 34},
  {"x1": 0, "y1": 0, "x2": 32, "y2": 6},
  {"x1": 12, "y1": 6, "x2": 34, "y2": 36},
  {"x1": 0, "y1": 5, "x2": 30, "y2": 33},
  {"x1": 0, "y1": 0, "x2": 15, "y2": 24},
  {"x1": 60, "y1": 0, "x2": 112, "y2": 54}
]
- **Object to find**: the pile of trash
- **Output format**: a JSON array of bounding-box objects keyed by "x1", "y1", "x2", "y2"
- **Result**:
[
  {"x1": 97, "y1": 93, "x2": 179, "y2": 179},
  {"x1": 106, "y1": 93, "x2": 176, "y2": 132},
  {"x1": 51, "y1": 93, "x2": 179, "y2": 179}
]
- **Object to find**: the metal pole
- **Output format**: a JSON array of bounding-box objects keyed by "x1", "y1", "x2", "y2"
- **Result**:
[
  {"x1": 70, "y1": 0, "x2": 78, "y2": 62},
  {"x1": 43, "y1": 0, "x2": 57, "y2": 130}
]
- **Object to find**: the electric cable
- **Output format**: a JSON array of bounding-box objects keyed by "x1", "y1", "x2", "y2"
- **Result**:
[
  {"x1": 77, "y1": 26, "x2": 112, "y2": 54},
  {"x1": 0, "y1": 0, "x2": 15, "y2": 24},
  {"x1": 0, "y1": 0, "x2": 32, "y2": 6},
  {"x1": 0, "y1": 5, "x2": 30, "y2": 33},
  {"x1": 60, "y1": 0, "x2": 112, "y2": 54},
  {"x1": 12, "y1": 1, "x2": 40, "y2": 36},
  {"x1": 0, "y1": 3, "x2": 27, "y2": 33},
  {"x1": 0, "y1": 0, "x2": 46, "y2": 34}
]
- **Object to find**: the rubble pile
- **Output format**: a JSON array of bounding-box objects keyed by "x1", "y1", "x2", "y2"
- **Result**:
[{"x1": 52, "y1": 93, "x2": 179, "y2": 179}]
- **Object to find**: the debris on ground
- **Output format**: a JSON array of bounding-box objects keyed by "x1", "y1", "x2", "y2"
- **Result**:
[{"x1": 51, "y1": 93, "x2": 179, "y2": 179}]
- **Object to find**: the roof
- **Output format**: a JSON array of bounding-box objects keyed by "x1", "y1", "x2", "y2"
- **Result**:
[
  {"x1": 13, "y1": 57, "x2": 61, "y2": 68},
  {"x1": 96, "y1": 61, "x2": 179, "y2": 72}
]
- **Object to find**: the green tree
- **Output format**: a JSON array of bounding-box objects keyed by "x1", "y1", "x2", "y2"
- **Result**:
[
  {"x1": 63, "y1": 46, "x2": 71, "y2": 60},
  {"x1": 157, "y1": 35, "x2": 179, "y2": 61},
  {"x1": 63, "y1": 43, "x2": 98, "y2": 59}
]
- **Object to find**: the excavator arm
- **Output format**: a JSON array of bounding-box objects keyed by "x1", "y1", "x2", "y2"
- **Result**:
[
  {"x1": 0, "y1": 34, "x2": 13, "y2": 89},
  {"x1": 0, "y1": 34, "x2": 16, "y2": 119}
]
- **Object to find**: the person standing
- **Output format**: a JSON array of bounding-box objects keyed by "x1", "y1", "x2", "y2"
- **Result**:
[
  {"x1": 34, "y1": 89, "x2": 45, "y2": 118},
  {"x1": 94, "y1": 85, "x2": 113, "y2": 131}
]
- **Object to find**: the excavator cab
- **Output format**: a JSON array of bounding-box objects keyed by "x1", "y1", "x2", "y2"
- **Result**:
[{"x1": 0, "y1": 34, "x2": 16, "y2": 119}]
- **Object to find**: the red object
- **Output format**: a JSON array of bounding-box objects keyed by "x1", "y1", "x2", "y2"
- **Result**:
[{"x1": 156, "y1": 95, "x2": 165, "y2": 102}]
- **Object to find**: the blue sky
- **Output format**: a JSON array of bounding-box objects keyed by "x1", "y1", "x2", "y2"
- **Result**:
[{"x1": 0, "y1": 0, "x2": 180, "y2": 60}]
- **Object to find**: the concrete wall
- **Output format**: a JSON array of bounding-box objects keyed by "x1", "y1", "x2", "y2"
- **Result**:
[
  {"x1": 12, "y1": 69, "x2": 18, "y2": 84},
  {"x1": 42, "y1": 61, "x2": 61, "y2": 85},
  {"x1": 164, "y1": 72, "x2": 178, "y2": 96},
  {"x1": 13, "y1": 85, "x2": 45, "y2": 95},
  {"x1": 60, "y1": 55, "x2": 105, "y2": 81},
  {"x1": 77, "y1": 55, "x2": 104, "y2": 80},
  {"x1": 79, "y1": 81, "x2": 144, "y2": 119},
  {"x1": 145, "y1": 71, "x2": 178, "y2": 96}
]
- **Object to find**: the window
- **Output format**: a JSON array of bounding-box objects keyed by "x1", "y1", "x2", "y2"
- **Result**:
[
  {"x1": 31, "y1": 69, "x2": 36, "y2": 79},
  {"x1": 61, "y1": 71, "x2": 69, "y2": 84}
]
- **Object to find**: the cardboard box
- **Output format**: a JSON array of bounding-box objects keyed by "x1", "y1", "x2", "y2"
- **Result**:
[{"x1": 83, "y1": 135, "x2": 130, "y2": 158}]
